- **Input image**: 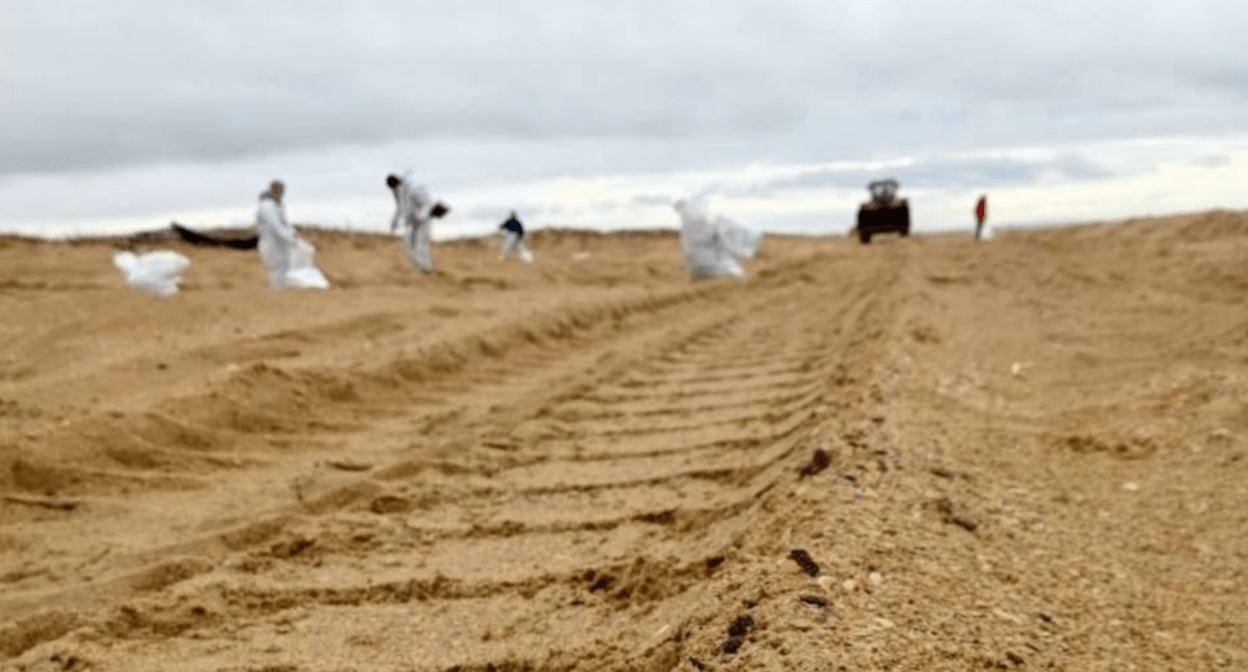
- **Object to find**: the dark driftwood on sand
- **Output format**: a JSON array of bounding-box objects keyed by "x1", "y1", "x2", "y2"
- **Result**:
[{"x1": 171, "y1": 223, "x2": 258, "y2": 250}]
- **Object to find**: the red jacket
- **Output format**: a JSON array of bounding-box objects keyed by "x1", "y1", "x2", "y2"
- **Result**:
[{"x1": 975, "y1": 197, "x2": 987, "y2": 224}]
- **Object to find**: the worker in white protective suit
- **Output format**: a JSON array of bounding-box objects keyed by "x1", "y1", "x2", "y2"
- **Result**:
[
  {"x1": 254, "y1": 180, "x2": 329, "y2": 291},
  {"x1": 386, "y1": 174, "x2": 448, "y2": 274}
]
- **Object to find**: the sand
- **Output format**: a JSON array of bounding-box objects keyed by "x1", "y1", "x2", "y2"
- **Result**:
[{"x1": 1, "y1": 214, "x2": 1246, "y2": 671}]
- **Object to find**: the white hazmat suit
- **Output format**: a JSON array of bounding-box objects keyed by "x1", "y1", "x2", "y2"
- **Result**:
[
  {"x1": 255, "y1": 191, "x2": 329, "y2": 291},
  {"x1": 389, "y1": 179, "x2": 437, "y2": 273}
]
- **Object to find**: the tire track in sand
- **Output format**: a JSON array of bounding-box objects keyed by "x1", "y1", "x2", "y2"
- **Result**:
[{"x1": 2, "y1": 252, "x2": 894, "y2": 671}]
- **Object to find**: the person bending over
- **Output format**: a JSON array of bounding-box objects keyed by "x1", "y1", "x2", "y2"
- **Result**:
[
  {"x1": 387, "y1": 174, "x2": 448, "y2": 273},
  {"x1": 498, "y1": 210, "x2": 534, "y2": 263}
]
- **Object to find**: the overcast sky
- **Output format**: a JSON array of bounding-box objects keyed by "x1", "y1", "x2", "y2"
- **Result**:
[{"x1": 3, "y1": 0, "x2": 1248, "y2": 237}]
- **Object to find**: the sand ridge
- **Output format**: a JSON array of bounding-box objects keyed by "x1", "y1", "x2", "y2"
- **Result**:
[{"x1": 1, "y1": 214, "x2": 1247, "y2": 670}]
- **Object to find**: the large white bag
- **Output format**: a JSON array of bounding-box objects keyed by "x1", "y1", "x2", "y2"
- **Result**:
[
  {"x1": 285, "y1": 238, "x2": 330, "y2": 289},
  {"x1": 674, "y1": 200, "x2": 751, "y2": 280},
  {"x1": 715, "y1": 216, "x2": 764, "y2": 259},
  {"x1": 113, "y1": 250, "x2": 191, "y2": 297},
  {"x1": 499, "y1": 230, "x2": 535, "y2": 264}
]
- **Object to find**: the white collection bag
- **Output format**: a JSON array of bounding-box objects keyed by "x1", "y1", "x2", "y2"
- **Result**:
[
  {"x1": 285, "y1": 238, "x2": 330, "y2": 289},
  {"x1": 499, "y1": 230, "x2": 535, "y2": 264},
  {"x1": 113, "y1": 250, "x2": 191, "y2": 297},
  {"x1": 674, "y1": 200, "x2": 759, "y2": 280},
  {"x1": 715, "y1": 215, "x2": 764, "y2": 259}
]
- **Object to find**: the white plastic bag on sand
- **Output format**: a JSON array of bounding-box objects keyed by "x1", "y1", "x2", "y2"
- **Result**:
[
  {"x1": 258, "y1": 234, "x2": 329, "y2": 291},
  {"x1": 113, "y1": 250, "x2": 190, "y2": 297},
  {"x1": 714, "y1": 216, "x2": 764, "y2": 259},
  {"x1": 285, "y1": 238, "x2": 330, "y2": 289},
  {"x1": 499, "y1": 230, "x2": 535, "y2": 264},
  {"x1": 674, "y1": 200, "x2": 747, "y2": 280}
]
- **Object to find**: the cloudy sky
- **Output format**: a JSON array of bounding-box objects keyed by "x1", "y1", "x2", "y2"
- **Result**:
[{"x1": 2, "y1": 0, "x2": 1248, "y2": 238}]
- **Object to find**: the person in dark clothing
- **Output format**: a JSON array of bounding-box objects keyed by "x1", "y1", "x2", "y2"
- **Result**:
[
  {"x1": 498, "y1": 211, "x2": 534, "y2": 263},
  {"x1": 500, "y1": 211, "x2": 524, "y2": 238}
]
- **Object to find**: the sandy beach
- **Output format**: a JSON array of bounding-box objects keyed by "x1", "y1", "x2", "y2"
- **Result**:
[{"x1": 2, "y1": 214, "x2": 1246, "y2": 670}]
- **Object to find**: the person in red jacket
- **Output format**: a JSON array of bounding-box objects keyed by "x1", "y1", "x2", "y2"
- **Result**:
[{"x1": 974, "y1": 195, "x2": 987, "y2": 241}]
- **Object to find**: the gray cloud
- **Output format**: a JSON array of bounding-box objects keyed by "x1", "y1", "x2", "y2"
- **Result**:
[{"x1": 4, "y1": 0, "x2": 1248, "y2": 179}]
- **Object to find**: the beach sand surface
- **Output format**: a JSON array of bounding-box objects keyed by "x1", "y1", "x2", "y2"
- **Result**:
[{"x1": 2, "y1": 215, "x2": 1247, "y2": 670}]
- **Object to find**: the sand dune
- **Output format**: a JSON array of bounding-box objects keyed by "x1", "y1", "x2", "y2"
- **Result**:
[{"x1": 2, "y1": 215, "x2": 1247, "y2": 670}]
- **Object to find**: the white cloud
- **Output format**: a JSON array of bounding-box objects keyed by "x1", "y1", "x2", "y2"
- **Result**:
[{"x1": 6, "y1": 133, "x2": 1248, "y2": 239}]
